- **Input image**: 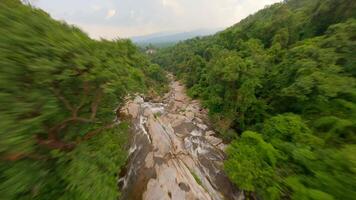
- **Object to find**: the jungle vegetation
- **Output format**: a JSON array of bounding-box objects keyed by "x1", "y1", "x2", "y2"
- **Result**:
[
  {"x1": 0, "y1": 1, "x2": 166, "y2": 199},
  {"x1": 152, "y1": 0, "x2": 356, "y2": 199}
]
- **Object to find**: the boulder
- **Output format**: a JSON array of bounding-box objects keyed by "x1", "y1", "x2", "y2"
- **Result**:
[
  {"x1": 206, "y1": 136, "x2": 223, "y2": 146},
  {"x1": 127, "y1": 103, "x2": 140, "y2": 118},
  {"x1": 205, "y1": 131, "x2": 215, "y2": 136},
  {"x1": 134, "y1": 96, "x2": 144, "y2": 104},
  {"x1": 185, "y1": 112, "x2": 194, "y2": 121},
  {"x1": 196, "y1": 123, "x2": 208, "y2": 131}
]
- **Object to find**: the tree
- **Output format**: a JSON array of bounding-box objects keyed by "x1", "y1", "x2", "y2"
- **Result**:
[
  {"x1": 0, "y1": 1, "x2": 166, "y2": 199},
  {"x1": 153, "y1": 1, "x2": 356, "y2": 199},
  {"x1": 225, "y1": 131, "x2": 281, "y2": 199}
]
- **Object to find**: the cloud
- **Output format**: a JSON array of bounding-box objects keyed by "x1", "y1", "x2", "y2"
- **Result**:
[
  {"x1": 105, "y1": 9, "x2": 116, "y2": 19},
  {"x1": 35, "y1": 0, "x2": 282, "y2": 39},
  {"x1": 130, "y1": 10, "x2": 135, "y2": 18},
  {"x1": 161, "y1": 0, "x2": 183, "y2": 15},
  {"x1": 76, "y1": 23, "x2": 159, "y2": 39},
  {"x1": 91, "y1": 5, "x2": 102, "y2": 11}
]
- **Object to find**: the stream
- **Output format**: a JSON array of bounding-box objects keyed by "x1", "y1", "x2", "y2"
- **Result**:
[{"x1": 118, "y1": 76, "x2": 244, "y2": 200}]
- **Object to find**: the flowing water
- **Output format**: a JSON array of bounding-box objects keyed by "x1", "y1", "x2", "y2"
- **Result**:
[{"x1": 118, "y1": 76, "x2": 244, "y2": 200}]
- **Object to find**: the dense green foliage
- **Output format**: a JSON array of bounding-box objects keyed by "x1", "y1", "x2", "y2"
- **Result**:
[
  {"x1": 153, "y1": 0, "x2": 356, "y2": 199},
  {"x1": 0, "y1": 1, "x2": 166, "y2": 199}
]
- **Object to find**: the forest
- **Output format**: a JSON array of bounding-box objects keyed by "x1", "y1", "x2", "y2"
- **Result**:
[
  {"x1": 0, "y1": 0, "x2": 166, "y2": 199},
  {"x1": 152, "y1": 0, "x2": 356, "y2": 199}
]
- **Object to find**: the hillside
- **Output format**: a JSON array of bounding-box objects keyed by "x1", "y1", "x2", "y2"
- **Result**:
[
  {"x1": 153, "y1": 0, "x2": 356, "y2": 199},
  {"x1": 0, "y1": 1, "x2": 167, "y2": 199}
]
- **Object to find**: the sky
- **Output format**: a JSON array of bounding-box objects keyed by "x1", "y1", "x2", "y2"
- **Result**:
[{"x1": 33, "y1": 0, "x2": 281, "y2": 39}]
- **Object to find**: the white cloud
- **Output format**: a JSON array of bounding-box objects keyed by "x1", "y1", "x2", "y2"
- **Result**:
[
  {"x1": 35, "y1": 0, "x2": 282, "y2": 39},
  {"x1": 91, "y1": 5, "x2": 102, "y2": 11},
  {"x1": 76, "y1": 23, "x2": 159, "y2": 39},
  {"x1": 105, "y1": 9, "x2": 116, "y2": 19},
  {"x1": 161, "y1": 0, "x2": 183, "y2": 15},
  {"x1": 130, "y1": 10, "x2": 135, "y2": 18}
]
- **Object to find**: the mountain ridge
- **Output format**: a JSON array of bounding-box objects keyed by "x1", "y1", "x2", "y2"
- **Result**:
[{"x1": 131, "y1": 28, "x2": 222, "y2": 45}]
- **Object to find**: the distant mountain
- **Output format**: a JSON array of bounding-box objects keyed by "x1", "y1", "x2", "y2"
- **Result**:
[{"x1": 131, "y1": 28, "x2": 222, "y2": 45}]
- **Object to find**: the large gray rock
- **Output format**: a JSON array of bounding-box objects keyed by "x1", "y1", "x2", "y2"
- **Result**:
[{"x1": 147, "y1": 116, "x2": 171, "y2": 157}]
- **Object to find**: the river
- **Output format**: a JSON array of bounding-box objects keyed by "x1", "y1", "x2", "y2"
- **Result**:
[{"x1": 118, "y1": 76, "x2": 244, "y2": 200}]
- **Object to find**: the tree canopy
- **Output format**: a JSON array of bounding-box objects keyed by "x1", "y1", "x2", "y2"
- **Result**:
[
  {"x1": 153, "y1": 0, "x2": 356, "y2": 199},
  {"x1": 0, "y1": 1, "x2": 166, "y2": 199}
]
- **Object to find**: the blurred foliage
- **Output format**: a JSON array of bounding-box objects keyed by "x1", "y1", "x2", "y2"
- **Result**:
[
  {"x1": 153, "y1": 0, "x2": 356, "y2": 199},
  {"x1": 0, "y1": 1, "x2": 167, "y2": 199}
]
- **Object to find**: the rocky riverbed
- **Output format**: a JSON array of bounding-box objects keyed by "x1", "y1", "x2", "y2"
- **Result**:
[{"x1": 118, "y1": 77, "x2": 243, "y2": 200}]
